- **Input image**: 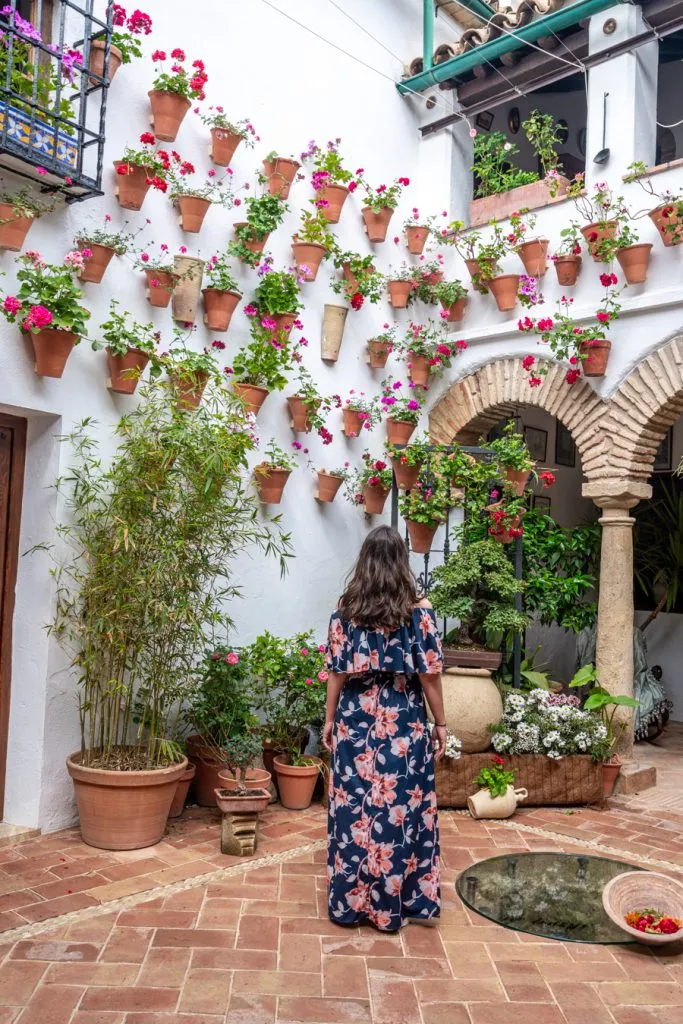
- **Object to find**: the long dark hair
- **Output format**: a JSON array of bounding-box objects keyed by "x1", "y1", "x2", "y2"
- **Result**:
[{"x1": 339, "y1": 525, "x2": 419, "y2": 630}]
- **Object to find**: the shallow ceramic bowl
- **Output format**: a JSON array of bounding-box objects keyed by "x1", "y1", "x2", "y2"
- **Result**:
[{"x1": 602, "y1": 871, "x2": 683, "y2": 945}]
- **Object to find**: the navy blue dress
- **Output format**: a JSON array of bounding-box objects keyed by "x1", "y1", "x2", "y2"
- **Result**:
[{"x1": 325, "y1": 607, "x2": 443, "y2": 932}]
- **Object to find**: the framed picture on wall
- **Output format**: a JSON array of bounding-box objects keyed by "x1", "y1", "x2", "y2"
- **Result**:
[
  {"x1": 653, "y1": 427, "x2": 673, "y2": 472},
  {"x1": 476, "y1": 110, "x2": 494, "y2": 132},
  {"x1": 524, "y1": 426, "x2": 547, "y2": 462},
  {"x1": 555, "y1": 420, "x2": 576, "y2": 468},
  {"x1": 532, "y1": 494, "x2": 551, "y2": 512}
]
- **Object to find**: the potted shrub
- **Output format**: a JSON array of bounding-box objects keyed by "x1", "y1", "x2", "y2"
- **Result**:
[
  {"x1": 367, "y1": 324, "x2": 396, "y2": 369},
  {"x1": 486, "y1": 419, "x2": 535, "y2": 496},
  {"x1": 380, "y1": 377, "x2": 423, "y2": 444},
  {"x1": 148, "y1": 48, "x2": 207, "y2": 141},
  {"x1": 164, "y1": 341, "x2": 220, "y2": 410},
  {"x1": 92, "y1": 300, "x2": 160, "y2": 395},
  {"x1": 287, "y1": 367, "x2": 333, "y2": 442},
  {"x1": 358, "y1": 173, "x2": 410, "y2": 242},
  {"x1": 199, "y1": 108, "x2": 259, "y2": 166},
  {"x1": 301, "y1": 139, "x2": 356, "y2": 223},
  {"x1": 353, "y1": 451, "x2": 393, "y2": 515},
  {"x1": 136, "y1": 242, "x2": 177, "y2": 307},
  {"x1": 253, "y1": 439, "x2": 297, "y2": 504},
  {"x1": 228, "y1": 192, "x2": 288, "y2": 267},
  {"x1": 625, "y1": 161, "x2": 683, "y2": 247},
  {"x1": 48, "y1": 377, "x2": 289, "y2": 849},
  {"x1": 92, "y1": 5, "x2": 152, "y2": 83},
  {"x1": 315, "y1": 464, "x2": 349, "y2": 503},
  {"x1": 331, "y1": 249, "x2": 384, "y2": 311},
  {"x1": 0, "y1": 250, "x2": 91, "y2": 377},
  {"x1": 570, "y1": 179, "x2": 624, "y2": 261},
  {"x1": 569, "y1": 664, "x2": 639, "y2": 798},
  {"x1": 231, "y1": 315, "x2": 295, "y2": 416},
  {"x1": 432, "y1": 279, "x2": 468, "y2": 323},
  {"x1": 261, "y1": 151, "x2": 302, "y2": 199},
  {"x1": 399, "y1": 470, "x2": 450, "y2": 553},
  {"x1": 551, "y1": 224, "x2": 583, "y2": 287},
  {"x1": 398, "y1": 320, "x2": 466, "y2": 389},
  {"x1": 0, "y1": 184, "x2": 56, "y2": 252},
  {"x1": 291, "y1": 203, "x2": 334, "y2": 281},
  {"x1": 468, "y1": 756, "x2": 527, "y2": 819},
  {"x1": 202, "y1": 253, "x2": 241, "y2": 331},
  {"x1": 337, "y1": 391, "x2": 379, "y2": 437},
  {"x1": 75, "y1": 217, "x2": 138, "y2": 284},
  {"x1": 114, "y1": 134, "x2": 170, "y2": 211}
]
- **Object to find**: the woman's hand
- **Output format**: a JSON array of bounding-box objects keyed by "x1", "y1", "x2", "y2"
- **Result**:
[
  {"x1": 322, "y1": 719, "x2": 335, "y2": 752},
  {"x1": 433, "y1": 725, "x2": 447, "y2": 761}
]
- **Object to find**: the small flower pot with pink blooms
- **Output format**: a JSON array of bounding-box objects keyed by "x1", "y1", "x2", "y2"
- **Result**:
[
  {"x1": 93, "y1": 5, "x2": 152, "y2": 84},
  {"x1": 75, "y1": 217, "x2": 139, "y2": 285},
  {"x1": 136, "y1": 243, "x2": 178, "y2": 308},
  {"x1": 291, "y1": 204, "x2": 334, "y2": 282},
  {"x1": 358, "y1": 174, "x2": 410, "y2": 243},
  {"x1": 380, "y1": 378, "x2": 424, "y2": 445},
  {"x1": 397, "y1": 321, "x2": 466, "y2": 391},
  {"x1": 339, "y1": 392, "x2": 379, "y2": 438},
  {"x1": 345, "y1": 453, "x2": 392, "y2": 516},
  {"x1": 253, "y1": 440, "x2": 298, "y2": 505},
  {"x1": 148, "y1": 48, "x2": 207, "y2": 142},
  {"x1": 198, "y1": 109, "x2": 259, "y2": 166},
  {"x1": 114, "y1": 135, "x2": 170, "y2": 211},
  {"x1": 403, "y1": 209, "x2": 442, "y2": 255},
  {"x1": 301, "y1": 139, "x2": 356, "y2": 224}
]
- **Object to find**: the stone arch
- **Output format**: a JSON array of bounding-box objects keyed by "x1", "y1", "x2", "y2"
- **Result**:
[
  {"x1": 603, "y1": 335, "x2": 683, "y2": 481},
  {"x1": 429, "y1": 357, "x2": 607, "y2": 477}
]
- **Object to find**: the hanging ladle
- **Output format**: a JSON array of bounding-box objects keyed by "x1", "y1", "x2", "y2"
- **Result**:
[{"x1": 593, "y1": 92, "x2": 610, "y2": 165}]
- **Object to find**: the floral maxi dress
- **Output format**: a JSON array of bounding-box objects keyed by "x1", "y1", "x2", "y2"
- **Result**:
[{"x1": 325, "y1": 607, "x2": 443, "y2": 932}]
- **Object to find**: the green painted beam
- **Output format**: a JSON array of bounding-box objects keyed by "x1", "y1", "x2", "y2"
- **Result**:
[
  {"x1": 398, "y1": 0, "x2": 621, "y2": 93},
  {"x1": 423, "y1": 0, "x2": 434, "y2": 72},
  {"x1": 455, "y1": 0, "x2": 497, "y2": 22}
]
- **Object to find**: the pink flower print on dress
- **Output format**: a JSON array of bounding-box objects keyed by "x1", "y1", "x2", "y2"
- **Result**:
[
  {"x1": 367, "y1": 840, "x2": 395, "y2": 878},
  {"x1": 346, "y1": 884, "x2": 370, "y2": 913},
  {"x1": 388, "y1": 804, "x2": 408, "y2": 826},
  {"x1": 374, "y1": 705, "x2": 400, "y2": 739},
  {"x1": 350, "y1": 816, "x2": 372, "y2": 849},
  {"x1": 354, "y1": 751, "x2": 375, "y2": 781},
  {"x1": 391, "y1": 736, "x2": 410, "y2": 757},
  {"x1": 418, "y1": 871, "x2": 439, "y2": 902},
  {"x1": 384, "y1": 875, "x2": 403, "y2": 897},
  {"x1": 370, "y1": 772, "x2": 398, "y2": 807},
  {"x1": 406, "y1": 784, "x2": 424, "y2": 810}
]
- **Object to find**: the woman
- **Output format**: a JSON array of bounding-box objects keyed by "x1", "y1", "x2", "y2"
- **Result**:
[{"x1": 322, "y1": 525, "x2": 447, "y2": 933}]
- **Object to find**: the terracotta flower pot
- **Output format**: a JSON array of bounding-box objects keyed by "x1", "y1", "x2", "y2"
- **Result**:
[
  {"x1": 503, "y1": 466, "x2": 532, "y2": 497},
  {"x1": 319, "y1": 184, "x2": 349, "y2": 223},
  {"x1": 316, "y1": 471, "x2": 344, "y2": 503},
  {"x1": 580, "y1": 339, "x2": 611, "y2": 377},
  {"x1": 465, "y1": 257, "x2": 497, "y2": 289},
  {"x1": 168, "y1": 764, "x2": 196, "y2": 819},
  {"x1": 144, "y1": 268, "x2": 176, "y2": 308},
  {"x1": 148, "y1": 89, "x2": 191, "y2": 142},
  {"x1": 263, "y1": 157, "x2": 300, "y2": 199},
  {"x1": 361, "y1": 205, "x2": 393, "y2": 243},
  {"x1": 30, "y1": 329, "x2": 77, "y2": 378},
  {"x1": 178, "y1": 195, "x2": 212, "y2": 233},
  {"x1": 321, "y1": 304, "x2": 348, "y2": 362},
  {"x1": 217, "y1": 768, "x2": 272, "y2": 792},
  {"x1": 171, "y1": 371, "x2": 209, "y2": 410},
  {"x1": 287, "y1": 395, "x2": 317, "y2": 432},
  {"x1": 517, "y1": 238, "x2": 549, "y2": 277},
  {"x1": 202, "y1": 288, "x2": 241, "y2": 331},
  {"x1": 363, "y1": 484, "x2": 390, "y2": 515},
  {"x1": 186, "y1": 736, "x2": 230, "y2": 807},
  {"x1": 488, "y1": 274, "x2": 520, "y2": 312},
  {"x1": 232, "y1": 381, "x2": 270, "y2": 416},
  {"x1": 388, "y1": 280, "x2": 412, "y2": 309},
  {"x1": 172, "y1": 255, "x2": 204, "y2": 323},
  {"x1": 233, "y1": 222, "x2": 268, "y2": 257},
  {"x1": 405, "y1": 225, "x2": 429, "y2": 255},
  {"x1": 89, "y1": 40, "x2": 122, "y2": 84},
  {"x1": 367, "y1": 338, "x2": 391, "y2": 368},
  {"x1": 113, "y1": 162, "x2": 151, "y2": 211},
  {"x1": 254, "y1": 465, "x2": 291, "y2": 504},
  {"x1": 107, "y1": 347, "x2": 150, "y2": 395},
  {"x1": 271, "y1": 312, "x2": 296, "y2": 335},
  {"x1": 616, "y1": 243, "x2": 653, "y2": 284},
  {"x1": 273, "y1": 755, "x2": 322, "y2": 810},
  {"x1": 215, "y1": 787, "x2": 270, "y2": 817},
  {"x1": 487, "y1": 501, "x2": 524, "y2": 544},
  {"x1": 553, "y1": 254, "x2": 582, "y2": 287},
  {"x1": 391, "y1": 455, "x2": 421, "y2": 491},
  {"x1": 408, "y1": 351, "x2": 430, "y2": 388},
  {"x1": 581, "y1": 220, "x2": 617, "y2": 262},
  {"x1": 602, "y1": 760, "x2": 621, "y2": 799},
  {"x1": 78, "y1": 242, "x2": 116, "y2": 284},
  {"x1": 406, "y1": 519, "x2": 440, "y2": 554},
  {"x1": 0, "y1": 203, "x2": 34, "y2": 251},
  {"x1": 387, "y1": 418, "x2": 416, "y2": 445},
  {"x1": 440, "y1": 297, "x2": 467, "y2": 323},
  {"x1": 342, "y1": 408, "x2": 366, "y2": 438},
  {"x1": 649, "y1": 203, "x2": 683, "y2": 247},
  {"x1": 66, "y1": 752, "x2": 188, "y2": 850},
  {"x1": 210, "y1": 128, "x2": 242, "y2": 166},
  {"x1": 342, "y1": 263, "x2": 360, "y2": 292},
  {"x1": 291, "y1": 240, "x2": 326, "y2": 281}
]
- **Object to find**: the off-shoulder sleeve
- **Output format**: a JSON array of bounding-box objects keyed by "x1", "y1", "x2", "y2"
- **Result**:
[
  {"x1": 325, "y1": 611, "x2": 353, "y2": 673},
  {"x1": 411, "y1": 608, "x2": 444, "y2": 674}
]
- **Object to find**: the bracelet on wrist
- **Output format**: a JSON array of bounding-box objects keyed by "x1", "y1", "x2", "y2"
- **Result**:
[{"x1": 434, "y1": 722, "x2": 446, "y2": 728}]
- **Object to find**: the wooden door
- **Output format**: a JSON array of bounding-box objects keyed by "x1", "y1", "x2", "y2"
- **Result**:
[{"x1": 0, "y1": 414, "x2": 27, "y2": 821}]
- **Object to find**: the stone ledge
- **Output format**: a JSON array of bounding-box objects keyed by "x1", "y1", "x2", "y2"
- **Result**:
[
  {"x1": 0, "y1": 823, "x2": 40, "y2": 849},
  {"x1": 615, "y1": 762, "x2": 657, "y2": 795}
]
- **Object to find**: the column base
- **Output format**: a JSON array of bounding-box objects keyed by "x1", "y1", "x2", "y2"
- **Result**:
[
  {"x1": 616, "y1": 762, "x2": 657, "y2": 795},
  {"x1": 220, "y1": 811, "x2": 260, "y2": 856}
]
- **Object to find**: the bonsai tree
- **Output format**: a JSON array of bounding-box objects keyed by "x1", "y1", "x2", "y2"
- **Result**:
[
  {"x1": 221, "y1": 733, "x2": 264, "y2": 792},
  {"x1": 430, "y1": 539, "x2": 528, "y2": 651}
]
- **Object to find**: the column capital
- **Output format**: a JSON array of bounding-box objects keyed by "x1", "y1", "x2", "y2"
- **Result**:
[{"x1": 582, "y1": 477, "x2": 652, "y2": 510}]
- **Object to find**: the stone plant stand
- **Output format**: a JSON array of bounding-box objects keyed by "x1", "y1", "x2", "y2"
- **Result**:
[{"x1": 215, "y1": 788, "x2": 270, "y2": 857}]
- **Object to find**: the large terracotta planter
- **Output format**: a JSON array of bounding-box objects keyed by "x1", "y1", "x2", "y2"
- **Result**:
[
  {"x1": 319, "y1": 184, "x2": 349, "y2": 223},
  {"x1": 144, "y1": 268, "x2": 176, "y2": 308},
  {"x1": 343, "y1": 408, "x2": 366, "y2": 437},
  {"x1": 363, "y1": 484, "x2": 390, "y2": 515},
  {"x1": 172, "y1": 255, "x2": 204, "y2": 323},
  {"x1": 233, "y1": 222, "x2": 268, "y2": 257},
  {"x1": 442, "y1": 667, "x2": 503, "y2": 751},
  {"x1": 436, "y1": 751, "x2": 603, "y2": 808},
  {"x1": 78, "y1": 242, "x2": 116, "y2": 284},
  {"x1": 406, "y1": 519, "x2": 440, "y2": 554},
  {"x1": 148, "y1": 89, "x2": 191, "y2": 142},
  {"x1": 387, "y1": 418, "x2": 416, "y2": 445},
  {"x1": 517, "y1": 239, "x2": 548, "y2": 277},
  {"x1": 468, "y1": 785, "x2": 528, "y2": 820},
  {"x1": 89, "y1": 40, "x2": 122, "y2": 84},
  {"x1": 316, "y1": 471, "x2": 344, "y2": 502},
  {"x1": 30, "y1": 329, "x2": 77, "y2": 378},
  {"x1": 405, "y1": 225, "x2": 429, "y2": 255},
  {"x1": 553, "y1": 254, "x2": 582, "y2": 286},
  {"x1": 210, "y1": 128, "x2": 242, "y2": 166},
  {"x1": 233, "y1": 381, "x2": 269, "y2": 416},
  {"x1": 367, "y1": 338, "x2": 391, "y2": 368},
  {"x1": 321, "y1": 304, "x2": 348, "y2": 362},
  {"x1": 186, "y1": 736, "x2": 230, "y2": 807},
  {"x1": 66, "y1": 753, "x2": 188, "y2": 850},
  {"x1": 440, "y1": 297, "x2": 467, "y2": 323},
  {"x1": 287, "y1": 395, "x2": 317, "y2": 432},
  {"x1": 408, "y1": 351, "x2": 430, "y2": 387},
  {"x1": 616, "y1": 243, "x2": 652, "y2": 284},
  {"x1": 580, "y1": 339, "x2": 611, "y2": 377},
  {"x1": 107, "y1": 347, "x2": 150, "y2": 395},
  {"x1": 113, "y1": 162, "x2": 150, "y2": 211},
  {"x1": 263, "y1": 157, "x2": 300, "y2": 199},
  {"x1": 273, "y1": 755, "x2": 322, "y2": 810},
  {"x1": 291, "y1": 240, "x2": 326, "y2": 281},
  {"x1": 469, "y1": 175, "x2": 571, "y2": 227},
  {"x1": 649, "y1": 203, "x2": 683, "y2": 247},
  {"x1": 177, "y1": 195, "x2": 212, "y2": 233},
  {"x1": 488, "y1": 274, "x2": 519, "y2": 312},
  {"x1": 391, "y1": 455, "x2": 421, "y2": 491},
  {"x1": 0, "y1": 203, "x2": 34, "y2": 251},
  {"x1": 168, "y1": 764, "x2": 196, "y2": 819},
  {"x1": 581, "y1": 220, "x2": 617, "y2": 261},
  {"x1": 217, "y1": 768, "x2": 272, "y2": 792},
  {"x1": 171, "y1": 371, "x2": 209, "y2": 410},
  {"x1": 388, "y1": 280, "x2": 412, "y2": 309},
  {"x1": 254, "y1": 465, "x2": 291, "y2": 504},
  {"x1": 362, "y1": 206, "x2": 393, "y2": 243},
  {"x1": 503, "y1": 466, "x2": 532, "y2": 497},
  {"x1": 202, "y1": 288, "x2": 241, "y2": 331}
]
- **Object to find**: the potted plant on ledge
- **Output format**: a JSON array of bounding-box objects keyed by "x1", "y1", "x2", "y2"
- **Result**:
[
  {"x1": 215, "y1": 733, "x2": 271, "y2": 856},
  {"x1": 231, "y1": 315, "x2": 295, "y2": 416},
  {"x1": 137, "y1": 242, "x2": 178, "y2": 307},
  {"x1": 114, "y1": 134, "x2": 170, "y2": 211},
  {"x1": 0, "y1": 184, "x2": 57, "y2": 251},
  {"x1": 291, "y1": 203, "x2": 334, "y2": 281},
  {"x1": 358, "y1": 173, "x2": 410, "y2": 242},
  {"x1": 551, "y1": 224, "x2": 583, "y2": 287},
  {"x1": 229, "y1": 192, "x2": 288, "y2": 267},
  {"x1": 625, "y1": 161, "x2": 683, "y2": 247},
  {"x1": 432, "y1": 278, "x2": 468, "y2": 323},
  {"x1": 331, "y1": 250, "x2": 384, "y2": 311},
  {"x1": 399, "y1": 472, "x2": 450, "y2": 553},
  {"x1": 76, "y1": 218, "x2": 138, "y2": 284},
  {"x1": 380, "y1": 377, "x2": 423, "y2": 444}
]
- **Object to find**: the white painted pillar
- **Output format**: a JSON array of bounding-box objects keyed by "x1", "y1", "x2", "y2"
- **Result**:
[{"x1": 417, "y1": 93, "x2": 473, "y2": 224}]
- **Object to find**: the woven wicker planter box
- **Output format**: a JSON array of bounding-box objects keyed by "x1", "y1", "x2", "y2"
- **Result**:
[{"x1": 436, "y1": 752, "x2": 603, "y2": 807}]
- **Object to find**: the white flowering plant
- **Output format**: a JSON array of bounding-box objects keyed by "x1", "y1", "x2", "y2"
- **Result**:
[
  {"x1": 427, "y1": 721, "x2": 462, "y2": 759},
  {"x1": 490, "y1": 686, "x2": 611, "y2": 763}
]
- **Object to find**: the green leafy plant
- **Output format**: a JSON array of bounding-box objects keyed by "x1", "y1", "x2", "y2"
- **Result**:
[
  {"x1": 76, "y1": 216, "x2": 141, "y2": 256},
  {"x1": 301, "y1": 138, "x2": 354, "y2": 186},
  {"x1": 569, "y1": 665, "x2": 639, "y2": 756},
  {"x1": 198, "y1": 109, "x2": 258, "y2": 145},
  {"x1": 253, "y1": 267, "x2": 303, "y2": 316},
  {"x1": 1, "y1": 250, "x2": 91, "y2": 337},
  {"x1": 111, "y1": 6, "x2": 153, "y2": 64},
  {"x1": 189, "y1": 647, "x2": 258, "y2": 759},
  {"x1": 625, "y1": 161, "x2": 683, "y2": 244},
  {"x1": 554, "y1": 221, "x2": 583, "y2": 258},
  {"x1": 291, "y1": 367, "x2": 334, "y2": 439},
  {"x1": 486, "y1": 419, "x2": 534, "y2": 473},
  {"x1": 204, "y1": 252, "x2": 240, "y2": 293},
  {"x1": 474, "y1": 756, "x2": 516, "y2": 798},
  {"x1": 0, "y1": 183, "x2": 58, "y2": 219},
  {"x1": 228, "y1": 192, "x2": 289, "y2": 266},
  {"x1": 231, "y1": 319, "x2": 293, "y2": 391},
  {"x1": 331, "y1": 250, "x2": 384, "y2": 308},
  {"x1": 521, "y1": 109, "x2": 564, "y2": 179},
  {"x1": 295, "y1": 203, "x2": 335, "y2": 250},
  {"x1": 398, "y1": 472, "x2": 450, "y2": 527},
  {"x1": 258, "y1": 438, "x2": 299, "y2": 472},
  {"x1": 431, "y1": 278, "x2": 468, "y2": 306},
  {"x1": 358, "y1": 173, "x2": 410, "y2": 211},
  {"x1": 151, "y1": 49, "x2": 207, "y2": 100},
  {"x1": 472, "y1": 131, "x2": 538, "y2": 199},
  {"x1": 92, "y1": 300, "x2": 160, "y2": 361},
  {"x1": 345, "y1": 452, "x2": 392, "y2": 506},
  {"x1": 221, "y1": 733, "x2": 264, "y2": 789}
]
